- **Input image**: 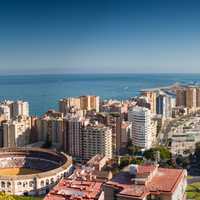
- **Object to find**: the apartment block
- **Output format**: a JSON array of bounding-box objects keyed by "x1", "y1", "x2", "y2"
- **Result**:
[
  {"x1": 3, "y1": 116, "x2": 31, "y2": 147},
  {"x1": 63, "y1": 115, "x2": 88, "y2": 160},
  {"x1": 82, "y1": 123, "x2": 112, "y2": 160},
  {"x1": 141, "y1": 90, "x2": 157, "y2": 114},
  {"x1": 186, "y1": 86, "x2": 197, "y2": 108},
  {"x1": 128, "y1": 106, "x2": 152, "y2": 149}
]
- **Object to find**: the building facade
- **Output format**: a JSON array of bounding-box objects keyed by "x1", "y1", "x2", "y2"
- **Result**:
[
  {"x1": 176, "y1": 88, "x2": 187, "y2": 107},
  {"x1": 3, "y1": 116, "x2": 31, "y2": 147},
  {"x1": 141, "y1": 91, "x2": 157, "y2": 114},
  {"x1": 156, "y1": 94, "x2": 172, "y2": 118},
  {"x1": 186, "y1": 86, "x2": 197, "y2": 108},
  {"x1": 82, "y1": 124, "x2": 112, "y2": 160},
  {"x1": 128, "y1": 106, "x2": 152, "y2": 149},
  {"x1": 63, "y1": 116, "x2": 88, "y2": 160}
]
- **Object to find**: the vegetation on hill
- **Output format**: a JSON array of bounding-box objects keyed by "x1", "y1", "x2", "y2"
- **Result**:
[
  {"x1": 186, "y1": 182, "x2": 200, "y2": 200},
  {"x1": 0, "y1": 193, "x2": 43, "y2": 200}
]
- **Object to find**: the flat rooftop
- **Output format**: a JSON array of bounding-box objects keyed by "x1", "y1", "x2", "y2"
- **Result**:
[{"x1": 44, "y1": 179, "x2": 103, "y2": 200}]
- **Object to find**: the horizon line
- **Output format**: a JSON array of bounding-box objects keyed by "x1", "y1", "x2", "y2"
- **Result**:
[{"x1": 1, "y1": 72, "x2": 200, "y2": 76}]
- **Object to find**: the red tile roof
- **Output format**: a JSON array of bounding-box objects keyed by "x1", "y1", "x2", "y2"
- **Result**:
[
  {"x1": 44, "y1": 179, "x2": 103, "y2": 200},
  {"x1": 105, "y1": 165, "x2": 186, "y2": 199}
]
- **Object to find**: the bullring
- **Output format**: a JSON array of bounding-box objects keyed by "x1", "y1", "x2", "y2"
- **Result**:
[{"x1": 0, "y1": 147, "x2": 73, "y2": 195}]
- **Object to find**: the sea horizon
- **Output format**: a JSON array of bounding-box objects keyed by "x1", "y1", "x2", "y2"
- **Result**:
[{"x1": 0, "y1": 73, "x2": 200, "y2": 116}]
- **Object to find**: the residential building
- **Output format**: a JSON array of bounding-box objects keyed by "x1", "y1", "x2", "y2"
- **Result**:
[
  {"x1": 103, "y1": 164, "x2": 187, "y2": 200},
  {"x1": 63, "y1": 115, "x2": 88, "y2": 160},
  {"x1": 186, "y1": 86, "x2": 197, "y2": 108},
  {"x1": 151, "y1": 119, "x2": 157, "y2": 145},
  {"x1": 96, "y1": 112, "x2": 122, "y2": 155},
  {"x1": 59, "y1": 97, "x2": 81, "y2": 114},
  {"x1": 3, "y1": 116, "x2": 31, "y2": 147},
  {"x1": 0, "y1": 125, "x2": 3, "y2": 147},
  {"x1": 141, "y1": 90, "x2": 157, "y2": 114},
  {"x1": 120, "y1": 121, "x2": 132, "y2": 148},
  {"x1": 44, "y1": 178, "x2": 103, "y2": 200},
  {"x1": 80, "y1": 95, "x2": 100, "y2": 112},
  {"x1": 176, "y1": 88, "x2": 187, "y2": 107},
  {"x1": 0, "y1": 104, "x2": 11, "y2": 121},
  {"x1": 128, "y1": 106, "x2": 152, "y2": 149},
  {"x1": 12, "y1": 100, "x2": 29, "y2": 117},
  {"x1": 107, "y1": 113, "x2": 122, "y2": 155},
  {"x1": 196, "y1": 87, "x2": 200, "y2": 107},
  {"x1": 59, "y1": 96, "x2": 100, "y2": 114},
  {"x1": 36, "y1": 115, "x2": 63, "y2": 149},
  {"x1": 82, "y1": 123, "x2": 112, "y2": 160},
  {"x1": 0, "y1": 100, "x2": 14, "y2": 121},
  {"x1": 156, "y1": 94, "x2": 172, "y2": 118}
]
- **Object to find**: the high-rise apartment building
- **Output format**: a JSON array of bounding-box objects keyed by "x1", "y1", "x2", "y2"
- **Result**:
[
  {"x1": 176, "y1": 88, "x2": 187, "y2": 107},
  {"x1": 36, "y1": 116, "x2": 63, "y2": 149},
  {"x1": 0, "y1": 100, "x2": 29, "y2": 120},
  {"x1": 96, "y1": 112, "x2": 122, "y2": 155},
  {"x1": 108, "y1": 113, "x2": 122, "y2": 155},
  {"x1": 59, "y1": 97, "x2": 81, "y2": 114},
  {"x1": 151, "y1": 119, "x2": 157, "y2": 145},
  {"x1": 0, "y1": 104, "x2": 11, "y2": 121},
  {"x1": 3, "y1": 116, "x2": 31, "y2": 147},
  {"x1": 128, "y1": 106, "x2": 152, "y2": 149},
  {"x1": 80, "y1": 95, "x2": 100, "y2": 112},
  {"x1": 0, "y1": 100, "x2": 14, "y2": 121},
  {"x1": 120, "y1": 121, "x2": 132, "y2": 148},
  {"x1": 156, "y1": 94, "x2": 172, "y2": 118},
  {"x1": 196, "y1": 87, "x2": 200, "y2": 107},
  {"x1": 82, "y1": 123, "x2": 112, "y2": 160},
  {"x1": 141, "y1": 91, "x2": 157, "y2": 114},
  {"x1": 186, "y1": 86, "x2": 197, "y2": 108},
  {"x1": 63, "y1": 116, "x2": 88, "y2": 160},
  {"x1": 12, "y1": 101, "x2": 29, "y2": 117},
  {"x1": 59, "y1": 96, "x2": 100, "y2": 115}
]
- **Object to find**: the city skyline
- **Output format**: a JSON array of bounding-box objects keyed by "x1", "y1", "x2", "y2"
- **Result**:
[{"x1": 1, "y1": 0, "x2": 200, "y2": 74}]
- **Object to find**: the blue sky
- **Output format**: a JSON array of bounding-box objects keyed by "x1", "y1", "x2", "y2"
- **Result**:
[{"x1": 1, "y1": 0, "x2": 200, "y2": 74}]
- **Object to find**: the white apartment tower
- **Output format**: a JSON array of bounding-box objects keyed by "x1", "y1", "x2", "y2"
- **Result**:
[
  {"x1": 12, "y1": 101, "x2": 29, "y2": 117},
  {"x1": 3, "y1": 116, "x2": 31, "y2": 147},
  {"x1": 128, "y1": 106, "x2": 152, "y2": 149},
  {"x1": 0, "y1": 104, "x2": 11, "y2": 120}
]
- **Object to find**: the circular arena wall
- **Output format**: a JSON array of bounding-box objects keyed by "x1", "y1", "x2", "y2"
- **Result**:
[{"x1": 0, "y1": 148, "x2": 73, "y2": 196}]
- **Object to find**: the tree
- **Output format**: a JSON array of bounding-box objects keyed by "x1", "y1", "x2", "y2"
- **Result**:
[
  {"x1": 156, "y1": 146, "x2": 171, "y2": 160},
  {"x1": 119, "y1": 157, "x2": 130, "y2": 169},
  {"x1": 0, "y1": 193, "x2": 15, "y2": 200},
  {"x1": 143, "y1": 146, "x2": 171, "y2": 161},
  {"x1": 143, "y1": 149, "x2": 155, "y2": 161}
]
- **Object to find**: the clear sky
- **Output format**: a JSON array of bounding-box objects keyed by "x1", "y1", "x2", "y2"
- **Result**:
[{"x1": 1, "y1": 0, "x2": 200, "y2": 74}]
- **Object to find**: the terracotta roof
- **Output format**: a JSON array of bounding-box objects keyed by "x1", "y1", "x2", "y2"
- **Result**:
[
  {"x1": 137, "y1": 165, "x2": 156, "y2": 175},
  {"x1": 105, "y1": 165, "x2": 186, "y2": 199},
  {"x1": 44, "y1": 179, "x2": 102, "y2": 200}
]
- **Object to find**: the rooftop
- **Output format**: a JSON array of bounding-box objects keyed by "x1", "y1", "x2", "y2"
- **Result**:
[
  {"x1": 105, "y1": 165, "x2": 186, "y2": 199},
  {"x1": 44, "y1": 179, "x2": 103, "y2": 200}
]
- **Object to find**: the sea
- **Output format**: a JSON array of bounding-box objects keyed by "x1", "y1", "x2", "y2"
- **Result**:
[{"x1": 0, "y1": 73, "x2": 200, "y2": 116}]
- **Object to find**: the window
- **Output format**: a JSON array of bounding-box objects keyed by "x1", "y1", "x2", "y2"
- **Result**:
[{"x1": 1, "y1": 182, "x2": 5, "y2": 188}]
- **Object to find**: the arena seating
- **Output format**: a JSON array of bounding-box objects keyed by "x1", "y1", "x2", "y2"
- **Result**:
[{"x1": 0, "y1": 155, "x2": 63, "y2": 172}]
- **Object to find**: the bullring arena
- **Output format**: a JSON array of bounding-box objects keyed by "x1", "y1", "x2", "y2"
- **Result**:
[{"x1": 0, "y1": 148, "x2": 73, "y2": 195}]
